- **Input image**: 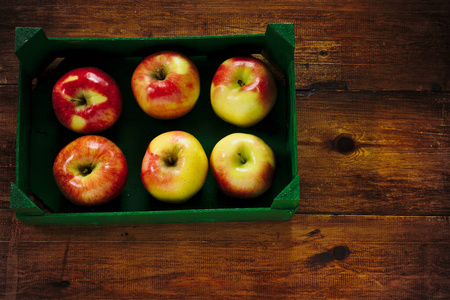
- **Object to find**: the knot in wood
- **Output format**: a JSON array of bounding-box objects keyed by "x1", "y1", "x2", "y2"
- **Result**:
[
  {"x1": 333, "y1": 134, "x2": 356, "y2": 154},
  {"x1": 333, "y1": 245, "x2": 350, "y2": 260}
]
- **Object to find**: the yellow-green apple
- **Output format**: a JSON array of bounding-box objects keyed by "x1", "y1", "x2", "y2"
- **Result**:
[
  {"x1": 131, "y1": 51, "x2": 200, "y2": 119},
  {"x1": 53, "y1": 135, "x2": 128, "y2": 206},
  {"x1": 52, "y1": 67, "x2": 122, "y2": 134},
  {"x1": 210, "y1": 56, "x2": 277, "y2": 127},
  {"x1": 141, "y1": 131, "x2": 208, "y2": 203},
  {"x1": 210, "y1": 133, "x2": 276, "y2": 198}
]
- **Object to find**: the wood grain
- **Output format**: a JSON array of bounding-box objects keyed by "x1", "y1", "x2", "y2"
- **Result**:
[
  {"x1": 1, "y1": 0, "x2": 448, "y2": 91},
  {"x1": 1, "y1": 211, "x2": 449, "y2": 299},
  {"x1": 0, "y1": 85, "x2": 16, "y2": 209},
  {"x1": 1, "y1": 0, "x2": 449, "y2": 299},
  {"x1": 297, "y1": 91, "x2": 449, "y2": 215}
]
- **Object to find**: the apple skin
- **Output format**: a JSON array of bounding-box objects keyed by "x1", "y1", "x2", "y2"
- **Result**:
[
  {"x1": 210, "y1": 56, "x2": 277, "y2": 127},
  {"x1": 210, "y1": 133, "x2": 276, "y2": 199},
  {"x1": 53, "y1": 135, "x2": 128, "y2": 206},
  {"x1": 141, "y1": 131, "x2": 208, "y2": 203},
  {"x1": 131, "y1": 51, "x2": 201, "y2": 119},
  {"x1": 52, "y1": 67, "x2": 122, "y2": 134}
]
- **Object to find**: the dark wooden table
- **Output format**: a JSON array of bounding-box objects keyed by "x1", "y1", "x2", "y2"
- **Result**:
[{"x1": 1, "y1": 1, "x2": 449, "y2": 299}]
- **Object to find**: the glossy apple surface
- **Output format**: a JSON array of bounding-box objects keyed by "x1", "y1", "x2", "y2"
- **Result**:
[
  {"x1": 131, "y1": 51, "x2": 200, "y2": 119},
  {"x1": 210, "y1": 133, "x2": 276, "y2": 199},
  {"x1": 210, "y1": 56, "x2": 277, "y2": 127},
  {"x1": 53, "y1": 135, "x2": 128, "y2": 206},
  {"x1": 141, "y1": 131, "x2": 208, "y2": 203},
  {"x1": 52, "y1": 67, "x2": 122, "y2": 134}
]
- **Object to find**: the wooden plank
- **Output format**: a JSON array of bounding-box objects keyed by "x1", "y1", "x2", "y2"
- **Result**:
[
  {"x1": 0, "y1": 85, "x2": 16, "y2": 209},
  {"x1": 1, "y1": 211, "x2": 448, "y2": 299},
  {"x1": 1, "y1": 0, "x2": 448, "y2": 90},
  {"x1": 297, "y1": 91, "x2": 449, "y2": 215}
]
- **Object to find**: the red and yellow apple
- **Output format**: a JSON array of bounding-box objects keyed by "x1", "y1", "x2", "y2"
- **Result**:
[
  {"x1": 53, "y1": 135, "x2": 128, "y2": 206},
  {"x1": 210, "y1": 133, "x2": 276, "y2": 199},
  {"x1": 210, "y1": 56, "x2": 277, "y2": 127},
  {"x1": 52, "y1": 67, "x2": 122, "y2": 134},
  {"x1": 141, "y1": 131, "x2": 208, "y2": 203},
  {"x1": 131, "y1": 51, "x2": 201, "y2": 119}
]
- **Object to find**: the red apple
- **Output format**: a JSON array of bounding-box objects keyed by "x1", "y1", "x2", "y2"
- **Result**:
[
  {"x1": 53, "y1": 135, "x2": 128, "y2": 206},
  {"x1": 141, "y1": 131, "x2": 208, "y2": 203},
  {"x1": 131, "y1": 50, "x2": 200, "y2": 119},
  {"x1": 210, "y1": 56, "x2": 277, "y2": 127},
  {"x1": 52, "y1": 67, "x2": 122, "y2": 134},
  {"x1": 210, "y1": 133, "x2": 276, "y2": 199}
]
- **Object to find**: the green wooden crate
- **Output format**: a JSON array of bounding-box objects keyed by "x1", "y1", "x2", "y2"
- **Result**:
[{"x1": 10, "y1": 23, "x2": 299, "y2": 225}]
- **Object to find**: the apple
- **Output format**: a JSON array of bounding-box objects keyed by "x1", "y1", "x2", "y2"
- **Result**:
[
  {"x1": 52, "y1": 67, "x2": 122, "y2": 134},
  {"x1": 131, "y1": 50, "x2": 201, "y2": 119},
  {"x1": 141, "y1": 131, "x2": 208, "y2": 203},
  {"x1": 53, "y1": 135, "x2": 128, "y2": 206},
  {"x1": 210, "y1": 56, "x2": 277, "y2": 127},
  {"x1": 210, "y1": 133, "x2": 276, "y2": 199}
]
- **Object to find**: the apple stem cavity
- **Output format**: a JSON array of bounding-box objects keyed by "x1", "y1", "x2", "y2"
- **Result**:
[
  {"x1": 78, "y1": 163, "x2": 94, "y2": 176},
  {"x1": 164, "y1": 154, "x2": 178, "y2": 167},
  {"x1": 163, "y1": 145, "x2": 182, "y2": 167},
  {"x1": 70, "y1": 96, "x2": 87, "y2": 107},
  {"x1": 153, "y1": 67, "x2": 167, "y2": 81},
  {"x1": 237, "y1": 152, "x2": 247, "y2": 164}
]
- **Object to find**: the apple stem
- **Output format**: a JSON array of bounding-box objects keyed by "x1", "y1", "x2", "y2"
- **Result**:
[
  {"x1": 154, "y1": 67, "x2": 167, "y2": 80},
  {"x1": 70, "y1": 97, "x2": 87, "y2": 107},
  {"x1": 237, "y1": 152, "x2": 247, "y2": 164}
]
